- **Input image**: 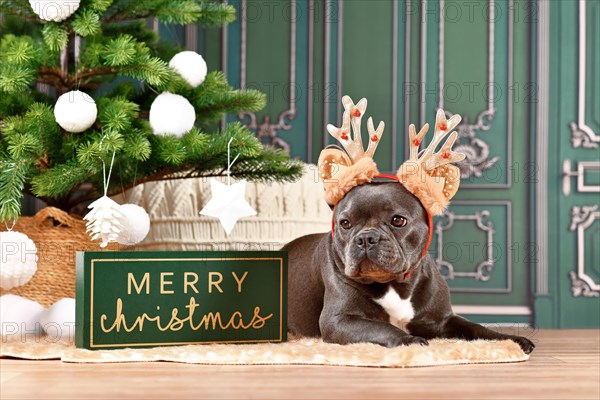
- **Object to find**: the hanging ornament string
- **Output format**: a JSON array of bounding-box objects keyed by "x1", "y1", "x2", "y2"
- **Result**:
[
  {"x1": 84, "y1": 138, "x2": 150, "y2": 247},
  {"x1": 83, "y1": 137, "x2": 124, "y2": 248},
  {"x1": 102, "y1": 149, "x2": 117, "y2": 197},
  {"x1": 4, "y1": 220, "x2": 16, "y2": 232},
  {"x1": 200, "y1": 138, "x2": 256, "y2": 235},
  {"x1": 97, "y1": 133, "x2": 117, "y2": 196},
  {"x1": 226, "y1": 137, "x2": 240, "y2": 185}
]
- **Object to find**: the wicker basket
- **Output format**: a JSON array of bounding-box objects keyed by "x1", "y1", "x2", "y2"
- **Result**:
[{"x1": 0, "y1": 207, "x2": 116, "y2": 307}]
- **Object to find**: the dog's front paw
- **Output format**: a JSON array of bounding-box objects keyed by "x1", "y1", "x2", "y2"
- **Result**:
[
  {"x1": 391, "y1": 335, "x2": 428, "y2": 347},
  {"x1": 511, "y1": 336, "x2": 535, "y2": 354},
  {"x1": 406, "y1": 335, "x2": 429, "y2": 346}
]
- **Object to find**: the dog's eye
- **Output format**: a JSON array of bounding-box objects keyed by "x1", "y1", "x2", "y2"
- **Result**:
[
  {"x1": 391, "y1": 215, "x2": 407, "y2": 227},
  {"x1": 340, "y1": 219, "x2": 352, "y2": 229}
]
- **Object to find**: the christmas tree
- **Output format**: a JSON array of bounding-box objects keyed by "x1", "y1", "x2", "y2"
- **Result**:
[{"x1": 0, "y1": 0, "x2": 303, "y2": 222}]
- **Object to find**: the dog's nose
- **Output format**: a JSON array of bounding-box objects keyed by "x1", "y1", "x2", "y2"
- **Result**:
[{"x1": 355, "y1": 231, "x2": 381, "y2": 249}]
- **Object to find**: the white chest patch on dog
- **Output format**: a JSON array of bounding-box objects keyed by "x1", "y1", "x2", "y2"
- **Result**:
[{"x1": 374, "y1": 288, "x2": 414, "y2": 332}]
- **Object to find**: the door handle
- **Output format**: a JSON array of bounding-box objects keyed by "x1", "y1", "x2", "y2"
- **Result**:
[
  {"x1": 563, "y1": 159, "x2": 600, "y2": 196},
  {"x1": 563, "y1": 159, "x2": 576, "y2": 196}
]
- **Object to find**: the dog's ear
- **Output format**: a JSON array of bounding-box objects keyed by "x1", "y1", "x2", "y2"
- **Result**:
[
  {"x1": 318, "y1": 146, "x2": 352, "y2": 184},
  {"x1": 318, "y1": 147, "x2": 378, "y2": 207},
  {"x1": 428, "y1": 164, "x2": 461, "y2": 201},
  {"x1": 318, "y1": 146, "x2": 351, "y2": 209}
]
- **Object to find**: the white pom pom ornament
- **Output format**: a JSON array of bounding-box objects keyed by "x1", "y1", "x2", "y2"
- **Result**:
[
  {"x1": 169, "y1": 51, "x2": 208, "y2": 88},
  {"x1": 29, "y1": 0, "x2": 81, "y2": 22},
  {"x1": 41, "y1": 298, "x2": 76, "y2": 342},
  {"x1": 54, "y1": 90, "x2": 97, "y2": 133},
  {"x1": 149, "y1": 92, "x2": 196, "y2": 137},
  {"x1": 0, "y1": 231, "x2": 38, "y2": 290},
  {"x1": 116, "y1": 204, "x2": 150, "y2": 246},
  {"x1": 0, "y1": 295, "x2": 44, "y2": 337}
]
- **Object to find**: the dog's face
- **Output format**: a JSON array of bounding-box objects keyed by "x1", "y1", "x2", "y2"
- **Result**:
[{"x1": 332, "y1": 182, "x2": 429, "y2": 283}]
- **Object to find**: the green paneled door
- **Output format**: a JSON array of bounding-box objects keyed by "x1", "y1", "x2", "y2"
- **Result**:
[
  {"x1": 536, "y1": 0, "x2": 600, "y2": 327},
  {"x1": 417, "y1": 0, "x2": 532, "y2": 324}
]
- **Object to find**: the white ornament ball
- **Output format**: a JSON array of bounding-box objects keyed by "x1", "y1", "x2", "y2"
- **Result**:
[
  {"x1": 169, "y1": 51, "x2": 208, "y2": 88},
  {"x1": 40, "y1": 298, "x2": 76, "y2": 342},
  {"x1": 29, "y1": 0, "x2": 81, "y2": 22},
  {"x1": 0, "y1": 231, "x2": 38, "y2": 290},
  {"x1": 0, "y1": 295, "x2": 44, "y2": 338},
  {"x1": 54, "y1": 90, "x2": 97, "y2": 133},
  {"x1": 116, "y1": 204, "x2": 150, "y2": 246},
  {"x1": 149, "y1": 92, "x2": 196, "y2": 137}
]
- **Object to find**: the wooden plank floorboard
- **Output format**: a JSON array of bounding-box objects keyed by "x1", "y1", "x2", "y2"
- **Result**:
[{"x1": 1, "y1": 329, "x2": 598, "y2": 400}]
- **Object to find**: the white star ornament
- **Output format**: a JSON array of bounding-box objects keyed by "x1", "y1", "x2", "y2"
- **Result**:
[{"x1": 199, "y1": 179, "x2": 257, "y2": 235}]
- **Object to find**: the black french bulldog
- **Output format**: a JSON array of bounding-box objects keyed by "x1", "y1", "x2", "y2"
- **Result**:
[{"x1": 284, "y1": 182, "x2": 535, "y2": 354}]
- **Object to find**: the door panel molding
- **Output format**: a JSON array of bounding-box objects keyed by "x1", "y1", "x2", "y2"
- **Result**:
[
  {"x1": 426, "y1": 0, "x2": 514, "y2": 188},
  {"x1": 436, "y1": 209, "x2": 497, "y2": 283},
  {"x1": 438, "y1": 0, "x2": 506, "y2": 182},
  {"x1": 570, "y1": 0, "x2": 600, "y2": 148},
  {"x1": 238, "y1": 0, "x2": 297, "y2": 153},
  {"x1": 306, "y1": 0, "x2": 314, "y2": 163},
  {"x1": 322, "y1": 0, "x2": 335, "y2": 148},
  {"x1": 568, "y1": 205, "x2": 600, "y2": 297},
  {"x1": 535, "y1": 0, "x2": 550, "y2": 296},
  {"x1": 434, "y1": 201, "x2": 512, "y2": 293},
  {"x1": 562, "y1": 160, "x2": 600, "y2": 195},
  {"x1": 391, "y1": 0, "x2": 399, "y2": 168},
  {"x1": 452, "y1": 305, "x2": 531, "y2": 316}
]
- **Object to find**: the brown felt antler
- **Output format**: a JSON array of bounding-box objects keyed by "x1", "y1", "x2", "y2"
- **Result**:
[
  {"x1": 397, "y1": 109, "x2": 466, "y2": 216},
  {"x1": 317, "y1": 96, "x2": 384, "y2": 206}
]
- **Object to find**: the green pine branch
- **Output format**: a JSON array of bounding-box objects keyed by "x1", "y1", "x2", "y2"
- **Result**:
[
  {"x1": 0, "y1": 64, "x2": 36, "y2": 93},
  {"x1": 0, "y1": 0, "x2": 38, "y2": 22},
  {"x1": 193, "y1": 1, "x2": 236, "y2": 26},
  {"x1": 230, "y1": 148, "x2": 305, "y2": 183},
  {"x1": 0, "y1": 0, "x2": 304, "y2": 221},
  {"x1": 104, "y1": 122, "x2": 303, "y2": 197},
  {"x1": 0, "y1": 35, "x2": 40, "y2": 94},
  {"x1": 72, "y1": 9, "x2": 102, "y2": 37},
  {"x1": 42, "y1": 23, "x2": 68, "y2": 52},
  {"x1": 87, "y1": 0, "x2": 115, "y2": 15},
  {"x1": 102, "y1": 1, "x2": 235, "y2": 26},
  {"x1": 0, "y1": 157, "x2": 31, "y2": 222},
  {"x1": 30, "y1": 160, "x2": 96, "y2": 198},
  {"x1": 190, "y1": 72, "x2": 266, "y2": 121}
]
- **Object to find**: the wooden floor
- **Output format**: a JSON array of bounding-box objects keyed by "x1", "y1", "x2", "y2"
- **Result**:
[{"x1": 1, "y1": 329, "x2": 598, "y2": 400}]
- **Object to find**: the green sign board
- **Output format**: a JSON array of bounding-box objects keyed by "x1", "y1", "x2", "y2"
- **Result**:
[{"x1": 75, "y1": 251, "x2": 287, "y2": 350}]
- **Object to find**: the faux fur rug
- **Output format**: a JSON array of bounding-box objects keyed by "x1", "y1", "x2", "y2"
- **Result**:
[{"x1": 1, "y1": 337, "x2": 528, "y2": 367}]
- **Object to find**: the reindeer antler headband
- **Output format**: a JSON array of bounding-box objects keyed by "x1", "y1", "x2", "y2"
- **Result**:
[{"x1": 318, "y1": 95, "x2": 466, "y2": 217}]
